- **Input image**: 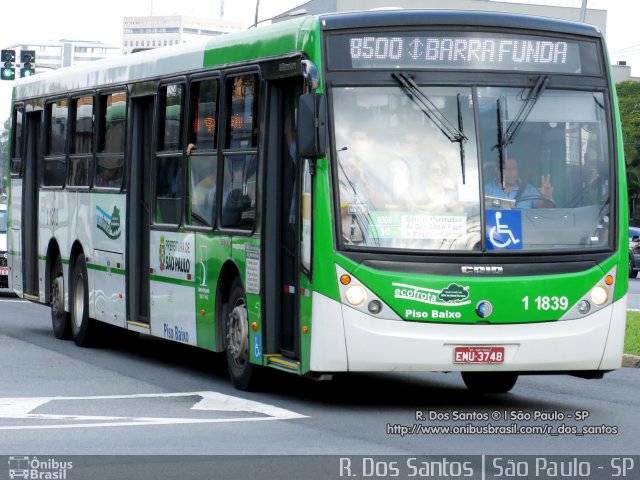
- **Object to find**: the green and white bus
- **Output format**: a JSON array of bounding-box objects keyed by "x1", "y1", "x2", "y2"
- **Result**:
[{"x1": 7, "y1": 9, "x2": 627, "y2": 393}]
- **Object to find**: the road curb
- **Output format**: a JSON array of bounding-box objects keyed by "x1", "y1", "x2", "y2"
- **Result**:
[{"x1": 623, "y1": 354, "x2": 640, "y2": 368}]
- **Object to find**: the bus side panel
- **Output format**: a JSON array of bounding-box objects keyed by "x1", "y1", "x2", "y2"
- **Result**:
[
  {"x1": 8, "y1": 179, "x2": 23, "y2": 297},
  {"x1": 91, "y1": 193, "x2": 126, "y2": 327},
  {"x1": 194, "y1": 233, "x2": 229, "y2": 351},
  {"x1": 39, "y1": 190, "x2": 61, "y2": 304},
  {"x1": 149, "y1": 231, "x2": 197, "y2": 346}
]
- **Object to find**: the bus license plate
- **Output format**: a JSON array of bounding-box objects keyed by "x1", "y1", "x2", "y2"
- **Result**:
[
  {"x1": 0, "y1": 267, "x2": 8, "y2": 276},
  {"x1": 454, "y1": 346, "x2": 505, "y2": 364}
]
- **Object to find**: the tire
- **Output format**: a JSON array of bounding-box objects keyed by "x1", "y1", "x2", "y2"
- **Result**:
[
  {"x1": 461, "y1": 372, "x2": 518, "y2": 394},
  {"x1": 225, "y1": 277, "x2": 260, "y2": 390},
  {"x1": 50, "y1": 255, "x2": 71, "y2": 339},
  {"x1": 70, "y1": 254, "x2": 96, "y2": 347}
]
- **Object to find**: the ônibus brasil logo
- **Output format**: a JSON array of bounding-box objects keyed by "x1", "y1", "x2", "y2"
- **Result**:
[{"x1": 96, "y1": 205, "x2": 121, "y2": 240}]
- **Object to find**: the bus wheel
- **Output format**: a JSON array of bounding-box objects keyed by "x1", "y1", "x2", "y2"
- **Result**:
[
  {"x1": 461, "y1": 372, "x2": 518, "y2": 394},
  {"x1": 50, "y1": 255, "x2": 70, "y2": 339},
  {"x1": 70, "y1": 254, "x2": 95, "y2": 347},
  {"x1": 225, "y1": 278, "x2": 258, "y2": 390}
]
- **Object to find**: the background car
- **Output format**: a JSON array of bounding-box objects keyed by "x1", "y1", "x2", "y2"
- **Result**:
[{"x1": 629, "y1": 226, "x2": 640, "y2": 278}]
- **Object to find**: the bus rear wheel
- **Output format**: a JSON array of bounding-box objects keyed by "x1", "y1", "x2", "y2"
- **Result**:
[
  {"x1": 70, "y1": 254, "x2": 96, "y2": 347},
  {"x1": 461, "y1": 372, "x2": 518, "y2": 394},
  {"x1": 225, "y1": 278, "x2": 259, "y2": 390},
  {"x1": 50, "y1": 255, "x2": 71, "y2": 339}
]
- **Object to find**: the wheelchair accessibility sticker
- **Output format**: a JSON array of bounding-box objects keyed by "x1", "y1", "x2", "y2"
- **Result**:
[{"x1": 486, "y1": 210, "x2": 522, "y2": 250}]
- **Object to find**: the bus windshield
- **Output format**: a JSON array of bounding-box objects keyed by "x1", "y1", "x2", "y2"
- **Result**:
[{"x1": 333, "y1": 84, "x2": 611, "y2": 252}]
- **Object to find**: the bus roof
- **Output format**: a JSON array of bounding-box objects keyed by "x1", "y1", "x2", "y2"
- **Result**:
[
  {"x1": 12, "y1": 9, "x2": 603, "y2": 101},
  {"x1": 13, "y1": 14, "x2": 316, "y2": 101}
]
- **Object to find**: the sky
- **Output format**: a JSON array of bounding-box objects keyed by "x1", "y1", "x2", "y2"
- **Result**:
[{"x1": 0, "y1": 0, "x2": 639, "y2": 124}]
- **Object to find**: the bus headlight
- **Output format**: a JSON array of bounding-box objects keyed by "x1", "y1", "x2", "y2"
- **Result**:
[
  {"x1": 577, "y1": 300, "x2": 591, "y2": 315},
  {"x1": 590, "y1": 286, "x2": 609, "y2": 306},
  {"x1": 368, "y1": 300, "x2": 382, "y2": 314},
  {"x1": 345, "y1": 285, "x2": 367, "y2": 306}
]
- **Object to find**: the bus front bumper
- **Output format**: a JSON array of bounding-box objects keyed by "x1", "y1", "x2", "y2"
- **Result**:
[{"x1": 310, "y1": 293, "x2": 627, "y2": 373}]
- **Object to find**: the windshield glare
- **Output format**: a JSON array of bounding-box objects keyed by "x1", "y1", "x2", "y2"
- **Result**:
[{"x1": 333, "y1": 85, "x2": 611, "y2": 253}]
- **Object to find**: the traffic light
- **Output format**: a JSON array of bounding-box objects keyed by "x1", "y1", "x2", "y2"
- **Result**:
[
  {"x1": 20, "y1": 50, "x2": 35, "y2": 77},
  {"x1": 1, "y1": 49, "x2": 15, "y2": 81}
]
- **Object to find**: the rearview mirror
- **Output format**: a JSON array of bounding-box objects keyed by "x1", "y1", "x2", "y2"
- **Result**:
[{"x1": 297, "y1": 93, "x2": 327, "y2": 159}]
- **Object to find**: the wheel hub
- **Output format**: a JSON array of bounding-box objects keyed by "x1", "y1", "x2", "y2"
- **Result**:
[
  {"x1": 226, "y1": 300, "x2": 248, "y2": 367},
  {"x1": 51, "y1": 276, "x2": 64, "y2": 318}
]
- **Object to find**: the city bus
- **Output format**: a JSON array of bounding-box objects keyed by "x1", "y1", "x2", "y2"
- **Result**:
[{"x1": 7, "y1": 9, "x2": 627, "y2": 393}]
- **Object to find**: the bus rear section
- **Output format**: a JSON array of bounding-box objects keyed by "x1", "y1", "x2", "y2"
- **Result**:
[{"x1": 310, "y1": 11, "x2": 627, "y2": 392}]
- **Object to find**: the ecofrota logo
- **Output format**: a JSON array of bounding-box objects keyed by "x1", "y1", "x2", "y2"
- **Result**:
[{"x1": 8, "y1": 456, "x2": 73, "y2": 479}]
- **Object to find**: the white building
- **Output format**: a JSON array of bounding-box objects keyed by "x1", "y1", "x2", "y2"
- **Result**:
[
  {"x1": 6, "y1": 40, "x2": 120, "y2": 72},
  {"x1": 275, "y1": 0, "x2": 607, "y2": 33},
  {"x1": 122, "y1": 16, "x2": 242, "y2": 55}
]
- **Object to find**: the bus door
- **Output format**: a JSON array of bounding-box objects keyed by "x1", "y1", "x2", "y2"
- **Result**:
[
  {"x1": 22, "y1": 111, "x2": 41, "y2": 299},
  {"x1": 263, "y1": 72, "x2": 306, "y2": 361},
  {"x1": 127, "y1": 96, "x2": 154, "y2": 325}
]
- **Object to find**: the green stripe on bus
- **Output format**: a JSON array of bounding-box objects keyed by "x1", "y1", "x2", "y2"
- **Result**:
[
  {"x1": 87, "y1": 263, "x2": 126, "y2": 276},
  {"x1": 149, "y1": 274, "x2": 195, "y2": 287}
]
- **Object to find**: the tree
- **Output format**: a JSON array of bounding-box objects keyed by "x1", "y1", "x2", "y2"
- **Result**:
[{"x1": 617, "y1": 81, "x2": 640, "y2": 220}]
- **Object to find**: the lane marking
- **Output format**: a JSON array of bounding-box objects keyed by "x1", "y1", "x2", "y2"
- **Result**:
[{"x1": 0, "y1": 391, "x2": 306, "y2": 430}]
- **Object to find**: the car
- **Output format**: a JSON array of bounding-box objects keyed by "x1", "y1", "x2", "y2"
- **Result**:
[
  {"x1": 0, "y1": 203, "x2": 7, "y2": 289},
  {"x1": 629, "y1": 226, "x2": 640, "y2": 278}
]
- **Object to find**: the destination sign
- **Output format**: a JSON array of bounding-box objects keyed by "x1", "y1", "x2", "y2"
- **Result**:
[{"x1": 327, "y1": 32, "x2": 600, "y2": 74}]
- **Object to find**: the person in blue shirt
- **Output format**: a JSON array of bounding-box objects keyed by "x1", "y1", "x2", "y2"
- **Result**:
[{"x1": 485, "y1": 157, "x2": 553, "y2": 208}]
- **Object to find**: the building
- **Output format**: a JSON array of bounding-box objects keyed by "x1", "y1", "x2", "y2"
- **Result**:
[
  {"x1": 612, "y1": 61, "x2": 640, "y2": 83},
  {"x1": 122, "y1": 16, "x2": 242, "y2": 55},
  {"x1": 5, "y1": 40, "x2": 120, "y2": 72},
  {"x1": 275, "y1": 0, "x2": 607, "y2": 32}
]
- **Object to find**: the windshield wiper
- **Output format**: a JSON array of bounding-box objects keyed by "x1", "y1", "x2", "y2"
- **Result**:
[
  {"x1": 497, "y1": 75, "x2": 550, "y2": 152},
  {"x1": 494, "y1": 75, "x2": 549, "y2": 187},
  {"x1": 392, "y1": 72, "x2": 468, "y2": 182}
]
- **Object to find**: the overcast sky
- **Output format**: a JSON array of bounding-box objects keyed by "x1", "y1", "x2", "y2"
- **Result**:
[{"x1": 1, "y1": 0, "x2": 638, "y2": 123}]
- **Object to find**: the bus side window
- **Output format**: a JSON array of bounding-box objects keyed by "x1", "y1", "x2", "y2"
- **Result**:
[
  {"x1": 43, "y1": 99, "x2": 69, "y2": 188},
  {"x1": 10, "y1": 107, "x2": 23, "y2": 178},
  {"x1": 220, "y1": 74, "x2": 258, "y2": 230},
  {"x1": 187, "y1": 77, "x2": 219, "y2": 228},
  {"x1": 154, "y1": 83, "x2": 184, "y2": 225},
  {"x1": 95, "y1": 91, "x2": 126, "y2": 190},
  {"x1": 67, "y1": 95, "x2": 94, "y2": 188}
]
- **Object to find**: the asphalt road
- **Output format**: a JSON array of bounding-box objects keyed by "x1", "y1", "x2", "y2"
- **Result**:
[
  {"x1": 0, "y1": 293, "x2": 638, "y2": 478},
  {"x1": 628, "y1": 276, "x2": 640, "y2": 310}
]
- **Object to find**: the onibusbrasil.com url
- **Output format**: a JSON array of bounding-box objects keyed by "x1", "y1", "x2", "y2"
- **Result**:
[{"x1": 386, "y1": 423, "x2": 618, "y2": 436}]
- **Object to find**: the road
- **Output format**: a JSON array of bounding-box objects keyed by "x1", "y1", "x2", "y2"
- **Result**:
[
  {"x1": 628, "y1": 276, "x2": 640, "y2": 310},
  {"x1": 0, "y1": 293, "x2": 638, "y2": 478}
]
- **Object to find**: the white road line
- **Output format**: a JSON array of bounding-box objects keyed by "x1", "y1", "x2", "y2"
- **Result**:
[{"x1": 0, "y1": 391, "x2": 306, "y2": 430}]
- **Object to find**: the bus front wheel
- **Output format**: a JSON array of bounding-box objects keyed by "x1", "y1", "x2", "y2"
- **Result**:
[
  {"x1": 70, "y1": 254, "x2": 96, "y2": 347},
  {"x1": 225, "y1": 277, "x2": 259, "y2": 390},
  {"x1": 50, "y1": 255, "x2": 71, "y2": 339},
  {"x1": 461, "y1": 372, "x2": 518, "y2": 394}
]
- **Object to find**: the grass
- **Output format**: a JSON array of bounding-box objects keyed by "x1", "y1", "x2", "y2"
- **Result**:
[{"x1": 625, "y1": 311, "x2": 640, "y2": 356}]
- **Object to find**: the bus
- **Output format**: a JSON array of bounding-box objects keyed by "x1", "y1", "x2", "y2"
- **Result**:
[{"x1": 7, "y1": 9, "x2": 627, "y2": 393}]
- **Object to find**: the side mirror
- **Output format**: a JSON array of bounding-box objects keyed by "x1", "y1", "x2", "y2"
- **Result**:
[
  {"x1": 633, "y1": 236, "x2": 639, "y2": 242},
  {"x1": 297, "y1": 92, "x2": 327, "y2": 159}
]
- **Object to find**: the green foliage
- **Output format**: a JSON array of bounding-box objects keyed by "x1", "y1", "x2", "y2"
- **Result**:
[
  {"x1": 626, "y1": 311, "x2": 640, "y2": 356},
  {"x1": 617, "y1": 81, "x2": 640, "y2": 210}
]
